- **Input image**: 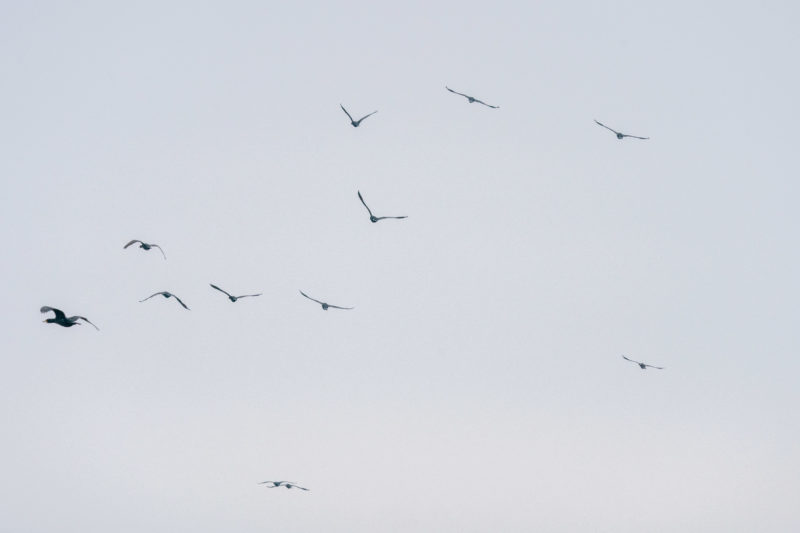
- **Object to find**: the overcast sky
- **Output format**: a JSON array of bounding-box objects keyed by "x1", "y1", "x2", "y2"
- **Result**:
[{"x1": 1, "y1": 1, "x2": 799, "y2": 531}]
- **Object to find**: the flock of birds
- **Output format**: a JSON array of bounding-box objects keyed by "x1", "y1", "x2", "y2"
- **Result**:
[{"x1": 40, "y1": 85, "x2": 661, "y2": 493}]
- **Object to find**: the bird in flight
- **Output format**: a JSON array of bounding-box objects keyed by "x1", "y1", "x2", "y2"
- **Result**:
[
  {"x1": 340, "y1": 104, "x2": 377, "y2": 127},
  {"x1": 41, "y1": 306, "x2": 99, "y2": 330},
  {"x1": 209, "y1": 284, "x2": 262, "y2": 302},
  {"x1": 259, "y1": 481, "x2": 310, "y2": 491},
  {"x1": 445, "y1": 86, "x2": 499, "y2": 108},
  {"x1": 139, "y1": 291, "x2": 190, "y2": 310},
  {"x1": 622, "y1": 355, "x2": 664, "y2": 370},
  {"x1": 123, "y1": 239, "x2": 166, "y2": 259},
  {"x1": 358, "y1": 191, "x2": 407, "y2": 223},
  {"x1": 299, "y1": 290, "x2": 353, "y2": 311},
  {"x1": 594, "y1": 120, "x2": 649, "y2": 140}
]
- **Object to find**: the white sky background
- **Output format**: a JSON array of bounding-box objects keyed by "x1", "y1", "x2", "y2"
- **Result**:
[{"x1": 1, "y1": 1, "x2": 799, "y2": 531}]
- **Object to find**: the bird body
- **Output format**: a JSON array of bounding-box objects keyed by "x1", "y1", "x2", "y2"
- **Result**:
[
  {"x1": 139, "y1": 291, "x2": 190, "y2": 310},
  {"x1": 124, "y1": 239, "x2": 166, "y2": 259},
  {"x1": 594, "y1": 120, "x2": 649, "y2": 140},
  {"x1": 210, "y1": 284, "x2": 261, "y2": 302},
  {"x1": 299, "y1": 290, "x2": 353, "y2": 310},
  {"x1": 340, "y1": 104, "x2": 377, "y2": 127},
  {"x1": 445, "y1": 86, "x2": 499, "y2": 108},
  {"x1": 357, "y1": 191, "x2": 407, "y2": 223},
  {"x1": 40, "y1": 306, "x2": 99, "y2": 330},
  {"x1": 622, "y1": 355, "x2": 663, "y2": 370}
]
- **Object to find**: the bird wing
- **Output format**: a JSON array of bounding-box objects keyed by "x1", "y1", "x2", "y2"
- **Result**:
[
  {"x1": 474, "y1": 99, "x2": 499, "y2": 108},
  {"x1": 210, "y1": 284, "x2": 232, "y2": 298},
  {"x1": 357, "y1": 110, "x2": 378, "y2": 122},
  {"x1": 644, "y1": 364, "x2": 664, "y2": 370},
  {"x1": 446, "y1": 86, "x2": 469, "y2": 99},
  {"x1": 292, "y1": 485, "x2": 310, "y2": 491},
  {"x1": 139, "y1": 292, "x2": 164, "y2": 302},
  {"x1": 374, "y1": 215, "x2": 408, "y2": 221},
  {"x1": 299, "y1": 290, "x2": 324, "y2": 305},
  {"x1": 327, "y1": 304, "x2": 354, "y2": 310},
  {"x1": 151, "y1": 244, "x2": 167, "y2": 259},
  {"x1": 40, "y1": 306, "x2": 66, "y2": 320},
  {"x1": 621, "y1": 355, "x2": 642, "y2": 365},
  {"x1": 594, "y1": 120, "x2": 621, "y2": 135},
  {"x1": 72, "y1": 316, "x2": 100, "y2": 331},
  {"x1": 124, "y1": 239, "x2": 142, "y2": 249},
  {"x1": 357, "y1": 191, "x2": 374, "y2": 217},
  {"x1": 340, "y1": 104, "x2": 354, "y2": 122},
  {"x1": 621, "y1": 134, "x2": 650, "y2": 140},
  {"x1": 171, "y1": 294, "x2": 190, "y2": 310},
  {"x1": 237, "y1": 293, "x2": 262, "y2": 299}
]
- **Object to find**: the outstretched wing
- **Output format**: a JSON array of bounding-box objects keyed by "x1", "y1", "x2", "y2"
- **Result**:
[
  {"x1": 210, "y1": 284, "x2": 232, "y2": 298},
  {"x1": 171, "y1": 294, "x2": 190, "y2": 310},
  {"x1": 644, "y1": 363, "x2": 664, "y2": 370},
  {"x1": 446, "y1": 86, "x2": 469, "y2": 99},
  {"x1": 621, "y1": 134, "x2": 649, "y2": 140},
  {"x1": 474, "y1": 99, "x2": 499, "y2": 109},
  {"x1": 340, "y1": 104, "x2": 354, "y2": 122},
  {"x1": 621, "y1": 354, "x2": 642, "y2": 365},
  {"x1": 124, "y1": 239, "x2": 142, "y2": 249},
  {"x1": 291, "y1": 485, "x2": 310, "y2": 491},
  {"x1": 327, "y1": 304, "x2": 354, "y2": 310},
  {"x1": 237, "y1": 293, "x2": 262, "y2": 299},
  {"x1": 299, "y1": 290, "x2": 324, "y2": 305},
  {"x1": 139, "y1": 292, "x2": 164, "y2": 302},
  {"x1": 594, "y1": 120, "x2": 621, "y2": 135},
  {"x1": 40, "y1": 306, "x2": 66, "y2": 320},
  {"x1": 357, "y1": 191, "x2": 374, "y2": 217},
  {"x1": 151, "y1": 244, "x2": 167, "y2": 259},
  {"x1": 357, "y1": 110, "x2": 378, "y2": 123},
  {"x1": 72, "y1": 316, "x2": 100, "y2": 331},
  {"x1": 374, "y1": 215, "x2": 408, "y2": 221}
]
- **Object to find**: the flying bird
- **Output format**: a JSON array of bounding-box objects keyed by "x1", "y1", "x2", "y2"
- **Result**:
[
  {"x1": 209, "y1": 284, "x2": 262, "y2": 302},
  {"x1": 445, "y1": 86, "x2": 499, "y2": 108},
  {"x1": 40, "y1": 306, "x2": 99, "y2": 330},
  {"x1": 259, "y1": 481, "x2": 309, "y2": 491},
  {"x1": 123, "y1": 239, "x2": 166, "y2": 259},
  {"x1": 299, "y1": 290, "x2": 353, "y2": 311},
  {"x1": 622, "y1": 355, "x2": 663, "y2": 370},
  {"x1": 340, "y1": 104, "x2": 377, "y2": 127},
  {"x1": 139, "y1": 291, "x2": 190, "y2": 310},
  {"x1": 357, "y1": 191, "x2": 407, "y2": 223},
  {"x1": 594, "y1": 120, "x2": 649, "y2": 140}
]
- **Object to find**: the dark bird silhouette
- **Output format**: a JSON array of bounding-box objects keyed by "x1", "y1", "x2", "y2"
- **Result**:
[
  {"x1": 40, "y1": 306, "x2": 99, "y2": 330},
  {"x1": 358, "y1": 191, "x2": 407, "y2": 223},
  {"x1": 340, "y1": 104, "x2": 377, "y2": 127},
  {"x1": 299, "y1": 290, "x2": 353, "y2": 311},
  {"x1": 123, "y1": 239, "x2": 166, "y2": 259},
  {"x1": 209, "y1": 284, "x2": 261, "y2": 302},
  {"x1": 259, "y1": 481, "x2": 309, "y2": 491},
  {"x1": 594, "y1": 120, "x2": 649, "y2": 140},
  {"x1": 139, "y1": 291, "x2": 190, "y2": 310},
  {"x1": 445, "y1": 86, "x2": 499, "y2": 108},
  {"x1": 622, "y1": 355, "x2": 663, "y2": 370}
]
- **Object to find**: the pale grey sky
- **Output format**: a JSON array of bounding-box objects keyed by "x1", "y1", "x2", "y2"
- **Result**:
[{"x1": 1, "y1": 1, "x2": 799, "y2": 531}]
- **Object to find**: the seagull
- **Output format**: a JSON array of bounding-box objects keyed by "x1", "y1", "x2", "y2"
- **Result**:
[
  {"x1": 445, "y1": 86, "x2": 499, "y2": 108},
  {"x1": 209, "y1": 284, "x2": 262, "y2": 302},
  {"x1": 622, "y1": 355, "x2": 663, "y2": 370},
  {"x1": 594, "y1": 120, "x2": 649, "y2": 140},
  {"x1": 139, "y1": 291, "x2": 190, "y2": 310},
  {"x1": 123, "y1": 239, "x2": 166, "y2": 259},
  {"x1": 340, "y1": 104, "x2": 377, "y2": 127},
  {"x1": 41, "y1": 306, "x2": 99, "y2": 330},
  {"x1": 259, "y1": 481, "x2": 310, "y2": 491},
  {"x1": 299, "y1": 290, "x2": 353, "y2": 311},
  {"x1": 358, "y1": 191, "x2": 407, "y2": 223}
]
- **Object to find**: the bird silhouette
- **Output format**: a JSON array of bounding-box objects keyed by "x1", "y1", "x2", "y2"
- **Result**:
[
  {"x1": 358, "y1": 191, "x2": 407, "y2": 223},
  {"x1": 210, "y1": 284, "x2": 261, "y2": 302},
  {"x1": 622, "y1": 355, "x2": 663, "y2": 370},
  {"x1": 299, "y1": 290, "x2": 353, "y2": 311},
  {"x1": 123, "y1": 239, "x2": 166, "y2": 259},
  {"x1": 139, "y1": 291, "x2": 190, "y2": 310},
  {"x1": 259, "y1": 481, "x2": 309, "y2": 491},
  {"x1": 594, "y1": 120, "x2": 649, "y2": 140},
  {"x1": 340, "y1": 104, "x2": 377, "y2": 127},
  {"x1": 445, "y1": 86, "x2": 499, "y2": 108},
  {"x1": 41, "y1": 306, "x2": 99, "y2": 330}
]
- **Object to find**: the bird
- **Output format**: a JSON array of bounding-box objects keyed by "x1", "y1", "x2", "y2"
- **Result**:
[
  {"x1": 358, "y1": 191, "x2": 407, "y2": 223},
  {"x1": 340, "y1": 104, "x2": 377, "y2": 127},
  {"x1": 299, "y1": 290, "x2": 353, "y2": 311},
  {"x1": 594, "y1": 120, "x2": 649, "y2": 140},
  {"x1": 622, "y1": 355, "x2": 664, "y2": 370},
  {"x1": 139, "y1": 291, "x2": 190, "y2": 310},
  {"x1": 259, "y1": 481, "x2": 310, "y2": 491},
  {"x1": 445, "y1": 86, "x2": 499, "y2": 108},
  {"x1": 209, "y1": 284, "x2": 261, "y2": 302},
  {"x1": 40, "y1": 306, "x2": 99, "y2": 330},
  {"x1": 123, "y1": 239, "x2": 166, "y2": 259}
]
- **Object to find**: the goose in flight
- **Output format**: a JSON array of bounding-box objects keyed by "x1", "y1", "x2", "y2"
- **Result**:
[
  {"x1": 358, "y1": 191, "x2": 407, "y2": 223},
  {"x1": 123, "y1": 239, "x2": 166, "y2": 259},
  {"x1": 341, "y1": 104, "x2": 377, "y2": 127},
  {"x1": 209, "y1": 284, "x2": 262, "y2": 302},
  {"x1": 139, "y1": 291, "x2": 190, "y2": 310},
  {"x1": 259, "y1": 481, "x2": 309, "y2": 491},
  {"x1": 41, "y1": 306, "x2": 99, "y2": 330},
  {"x1": 594, "y1": 120, "x2": 649, "y2": 140},
  {"x1": 299, "y1": 290, "x2": 353, "y2": 311},
  {"x1": 622, "y1": 355, "x2": 663, "y2": 370},
  {"x1": 445, "y1": 86, "x2": 499, "y2": 108}
]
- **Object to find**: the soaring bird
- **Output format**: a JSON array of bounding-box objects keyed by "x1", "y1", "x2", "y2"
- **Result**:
[
  {"x1": 622, "y1": 355, "x2": 663, "y2": 370},
  {"x1": 139, "y1": 291, "x2": 190, "y2": 310},
  {"x1": 340, "y1": 104, "x2": 377, "y2": 127},
  {"x1": 209, "y1": 284, "x2": 262, "y2": 302},
  {"x1": 259, "y1": 481, "x2": 309, "y2": 491},
  {"x1": 594, "y1": 120, "x2": 649, "y2": 140},
  {"x1": 358, "y1": 191, "x2": 407, "y2": 223},
  {"x1": 445, "y1": 86, "x2": 499, "y2": 108},
  {"x1": 41, "y1": 306, "x2": 99, "y2": 330},
  {"x1": 299, "y1": 290, "x2": 353, "y2": 311},
  {"x1": 123, "y1": 239, "x2": 166, "y2": 259}
]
